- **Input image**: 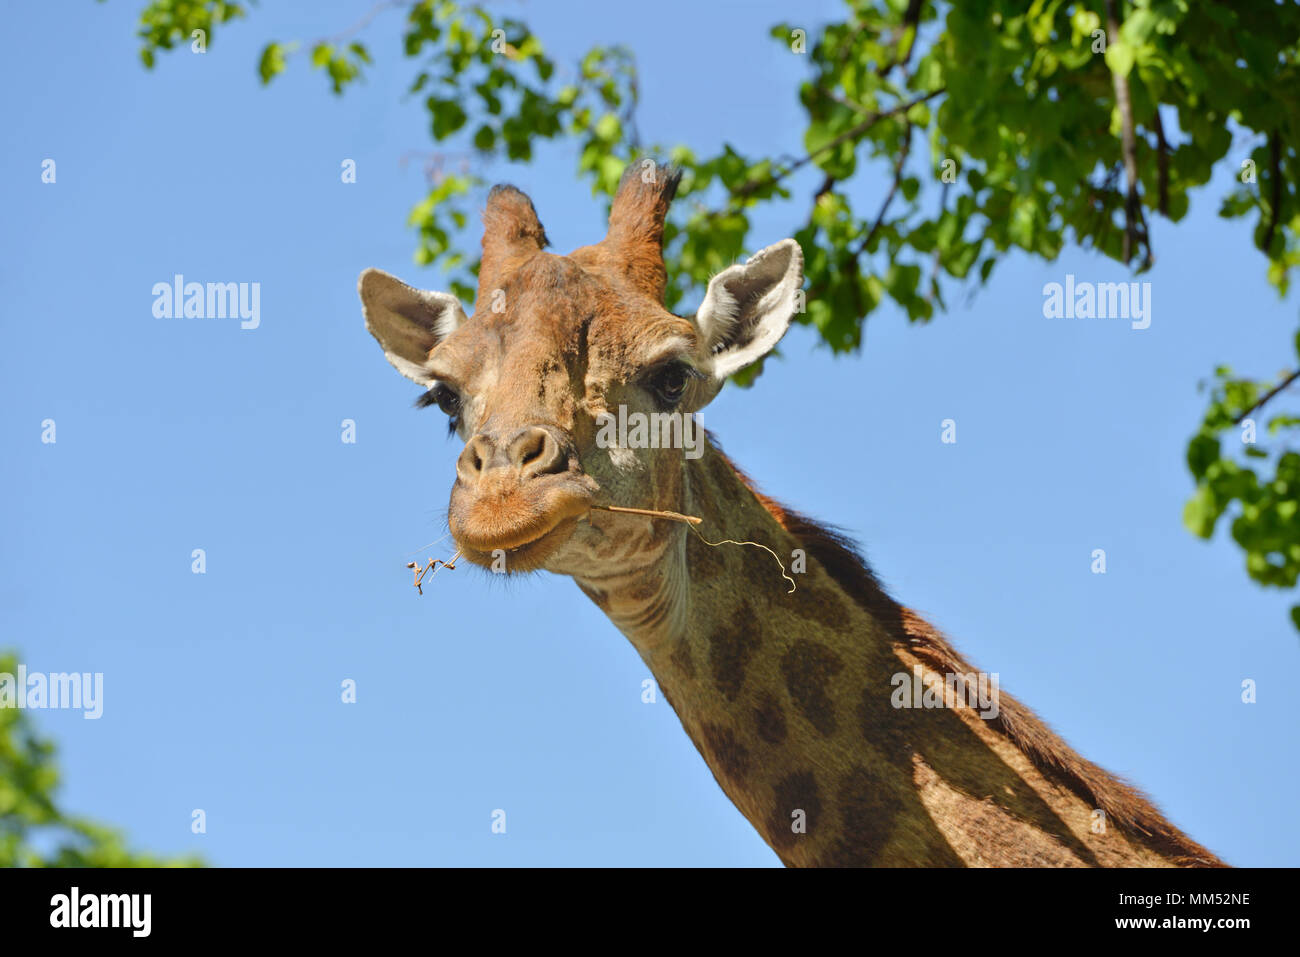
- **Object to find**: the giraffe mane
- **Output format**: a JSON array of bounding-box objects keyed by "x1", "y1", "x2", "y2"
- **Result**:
[{"x1": 713, "y1": 445, "x2": 1226, "y2": 867}]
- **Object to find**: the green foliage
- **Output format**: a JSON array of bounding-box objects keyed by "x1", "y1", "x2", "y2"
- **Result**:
[
  {"x1": 129, "y1": 0, "x2": 1300, "y2": 629},
  {"x1": 132, "y1": 0, "x2": 249, "y2": 68},
  {"x1": 1184, "y1": 359, "x2": 1300, "y2": 628},
  {"x1": 0, "y1": 653, "x2": 203, "y2": 867},
  {"x1": 126, "y1": 1, "x2": 1300, "y2": 330}
]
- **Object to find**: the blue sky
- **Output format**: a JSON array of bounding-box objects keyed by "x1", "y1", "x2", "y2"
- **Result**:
[{"x1": 1, "y1": 0, "x2": 1296, "y2": 867}]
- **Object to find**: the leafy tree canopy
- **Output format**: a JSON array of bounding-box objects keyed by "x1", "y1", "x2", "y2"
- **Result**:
[{"x1": 124, "y1": 0, "x2": 1300, "y2": 630}]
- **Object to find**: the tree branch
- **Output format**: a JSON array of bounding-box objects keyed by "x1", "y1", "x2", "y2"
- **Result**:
[
  {"x1": 1105, "y1": 0, "x2": 1142, "y2": 264},
  {"x1": 718, "y1": 89, "x2": 942, "y2": 214},
  {"x1": 1233, "y1": 368, "x2": 1300, "y2": 425},
  {"x1": 876, "y1": 0, "x2": 925, "y2": 77},
  {"x1": 853, "y1": 123, "x2": 913, "y2": 257},
  {"x1": 813, "y1": 173, "x2": 837, "y2": 199}
]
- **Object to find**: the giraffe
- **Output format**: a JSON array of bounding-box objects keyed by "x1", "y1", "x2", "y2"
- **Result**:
[{"x1": 358, "y1": 161, "x2": 1225, "y2": 867}]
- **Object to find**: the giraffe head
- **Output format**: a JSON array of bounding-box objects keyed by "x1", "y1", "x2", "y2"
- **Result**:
[{"x1": 359, "y1": 161, "x2": 803, "y2": 576}]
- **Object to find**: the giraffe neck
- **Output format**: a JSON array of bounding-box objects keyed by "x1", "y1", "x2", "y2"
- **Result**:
[{"x1": 573, "y1": 439, "x2": 1218, "y2": 867}]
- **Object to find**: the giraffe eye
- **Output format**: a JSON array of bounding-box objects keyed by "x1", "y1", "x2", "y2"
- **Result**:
[
  {"x1": 433, "y1": 384, "x2": 460, "y2": 417},
  {"x1": 647, "y1": 362, "x2": 692, "y2": 408},
  {"x1": 416, "y1": 382, "x2": 463, "y2": 435}
]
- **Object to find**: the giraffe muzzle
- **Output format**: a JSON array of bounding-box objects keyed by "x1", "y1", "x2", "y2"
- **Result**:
[{"x1": 449, "y1": 424, "x2": 598, "y2": 570}]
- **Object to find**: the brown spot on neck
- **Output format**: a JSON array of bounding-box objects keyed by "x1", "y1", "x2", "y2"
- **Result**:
[
  {"x1": 780, "y1": 640, "x2": 845, "y2": 737},
  {"x1": 766, "y1": 770, "x2": 823, "y2": 861},
  {"x1": 669, "y1": 637, "x2": 696, "y2": 680},
  {"x1": 699, "y1": 722, "x2": 750, "y2": 786},
  {"x1": 677, "y1": 441, "x2": 1225, "y2": 866},
  {"x1": 705, "y1": 601, "x2": 761, "y2": 702},
  {"x1": 753, "y1": 692, "x2": 788, "y2": 745}
]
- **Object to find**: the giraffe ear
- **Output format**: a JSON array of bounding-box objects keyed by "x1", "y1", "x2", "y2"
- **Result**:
[
  {"x1": 693, "y1": 239, "x2": 804, "y2": 380},
  {"x1": 358, "y1": 268, "x2": 468, "y2": 385}
]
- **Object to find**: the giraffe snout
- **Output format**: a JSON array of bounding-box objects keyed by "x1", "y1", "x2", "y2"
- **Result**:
[
  {"x1": 448, "y1": 424, "x2": 597, "y2": 571},
  {"x1": 456, "y1": 425, "x2": 569, "y2": 487}
]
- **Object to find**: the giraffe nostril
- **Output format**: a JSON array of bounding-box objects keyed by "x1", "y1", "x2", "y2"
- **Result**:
[
  {"x1": 510, "y1": 426, "x2": 566, "y2": 479},
  {"x1": 458, "y1": 427, "x2": 568, "y2": 486},
  {"x1": 457, "y1": 433, "x2": 501, "y2": 487},
  {"x1": 518, "y1": 433, "x2": 545, "y2": 468}
]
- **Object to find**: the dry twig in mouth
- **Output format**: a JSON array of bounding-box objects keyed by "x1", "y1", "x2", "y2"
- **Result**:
[
  {"x1": 406, "y1": 549, "x2": 462, "y2": 595},
  {"x1": 590, "y1": 505, "x2": 796, "y2": 594},
  {"x1": 589, "y1": 504, "x2": 703, "y2": 526},
  {"x1": 404, "y1": 505, "x2": 797, "y2": 596}
]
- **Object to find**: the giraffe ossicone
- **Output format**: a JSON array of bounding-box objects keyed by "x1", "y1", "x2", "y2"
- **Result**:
[{"x1": 359, "y1": 160, "x2": 1224, "y2": 868}]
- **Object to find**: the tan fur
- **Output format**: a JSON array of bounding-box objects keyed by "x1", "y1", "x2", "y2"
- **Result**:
[{"x1": 741, "y1": 466, "x2": 1223, "y2": 866}]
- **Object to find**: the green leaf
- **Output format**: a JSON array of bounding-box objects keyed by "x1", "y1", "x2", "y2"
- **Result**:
[
  {"x1": 258, "y1": 42, "x2": 286, "y2": 85},
  {"x1": 1187, "y1": 434, "x2": 1221, "y2": 481},
  {"x1": 429, "y1": 98, "x2": 469, "y2": 139},
  {"x1": 593, "y1": 112, "x2": 621, "y2": 143},
  {"x1": 1104, "y1": 40, "x2": 1135, "y2": 77}
]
